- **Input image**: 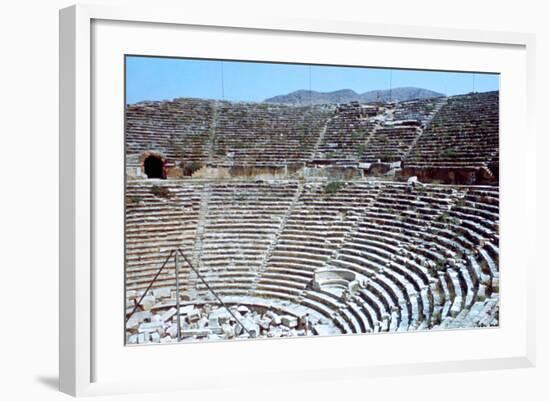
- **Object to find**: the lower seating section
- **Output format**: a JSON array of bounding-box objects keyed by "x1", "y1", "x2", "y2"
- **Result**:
[
  {"x1": 187, "y1": 181, "x2": 299, "y2": 299},
  {"x1": 251, "y1": 182, "x2": 381, "y2": 332},
  {"x1": 125, "y1": 181, "x2": 203, "y2": 292},
  {"x1": 325, "y1": 184, "x2": 500, "y2": 332},
  {"x1": 126, "y1": 180, "x2": 499, "y2": 336}
]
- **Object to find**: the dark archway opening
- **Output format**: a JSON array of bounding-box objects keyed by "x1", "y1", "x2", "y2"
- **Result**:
[{"x1": 144, "y1": 155, "x2": 165, "y2": 179}]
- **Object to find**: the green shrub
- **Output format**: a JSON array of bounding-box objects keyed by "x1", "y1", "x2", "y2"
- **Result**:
[
  {"x1": 180, "y1": 161, "x2": 204, "y2": 176},
  {"x1": 356, "y1": 144, "x2": 367, "y2": 157},
  {"x1": 437, "y1": 212, "x2": 450, "y2": 223},
  {"x1": 440, "y1": 148, "x2": 457, "y2": 158},
  {"x1": 324, "y1": 181, "x2": 345, "y2": 194},
  {"x1": 127, "y1": 196, "x2": 143, "y2": 205},
  {"x1": 150, "y1": 185, "x2": 173, "y2": 199}
]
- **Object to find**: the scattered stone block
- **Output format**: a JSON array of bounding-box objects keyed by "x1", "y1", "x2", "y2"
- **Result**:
[
  {"x1": 280, "y1": 315, "x2": 298, "y2": 328},
  {"x1": 152, "y1": 287, "x2": 171, "y2": 299},
  {"x1": 166, "y1": 325, "x2": 178, "y2": 338},
  {"x1": 221, "y1": 324, "x2": 235, "y2": 339},
  {"x1": 211, "y1": 309, "x2": 231, "y2": 324},
  {"x1": 126, "y1": 318, "x2": 140, "y2": 331},
  {"x1": 141, "y1": 296, "x2": 155, "y2": 311},
  {"x1": 187, "y1": 309, "x2": 201, "y2": 323},
  {"x1": 259, "y1": 319, "x2": 271, "y2": 330},
  {"x1": 132, "y1": 310, "x2": 152, "y2": 323},
  {"x1": 237, "y1": 305, "x2": 250, "y2": 315},
  {"x1": 181, "y1": 329, "x2": 211, "y2": 338},
  {"x1": 138, "y1": 321, "x2": 164, "y2": 333},
  {"x1": 178, "y1": 305, "x2": 195, "y2": 316},
  {"x1": 198, "y1": 316, "x2": 209, "y2": 329},
  {"x1": 161, "y1": 307, "x2": 177, "y2": 322},
  {"x1": 151, "y1": 332, "x2": 161, "y2": 343}
]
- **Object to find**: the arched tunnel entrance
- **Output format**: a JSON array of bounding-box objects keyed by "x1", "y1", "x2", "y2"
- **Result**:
[{"x1": 143, "y1": 155, "x2": 166, "y2": 179}]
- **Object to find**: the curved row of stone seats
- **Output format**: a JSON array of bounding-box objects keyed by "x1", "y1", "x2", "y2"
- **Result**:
[
  {"x1": 126, "y1": 98, "x2": 215, "y2": 165},
  {"x1": 255, "y1": 183, "x2": 380, "y2": 290},
  {"x1": 197, "y1": 182, "x2": 497, "y2": 333},
  {"x1": 183, "y1": 181, "x2": 299, "y2": 299},
  {"x1": 248, "y1": 183, "x2": 382, "y2": 331},
  {"x1": 211, "y1": 103, "x2": 331, "y2": 165},
  {"x1": 434, "y1": 293, "x2": 499, "y2": 329},
  {"x1": 263, "y1": 182, "x2": 499, "y2": 333},
  {"x1": 314, "y1": 113, "x2": 377, "y2": 162},
  {"x1": 125, "y1": 181, "x2": 203, "y2": 292},
  {"x1": 360, "y1": 126, "x2": 421, "y2": 163},
  {"x1": 405, "y1": 91, "x2": 499, "y2": 170},
  {"x1": 363, "y1": 184, "x2": 497, "y2": 329},
  {"x1": 329, "y1": 231, "x2": 432, "y2": 331},
  {"x1": 323, "y1": 184, "x2": 460, "y2": 330}
]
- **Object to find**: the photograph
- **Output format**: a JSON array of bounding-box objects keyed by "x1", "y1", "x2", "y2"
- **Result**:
[{"x1": 124, "y1": 56, "x2": 500, "y2": 345}]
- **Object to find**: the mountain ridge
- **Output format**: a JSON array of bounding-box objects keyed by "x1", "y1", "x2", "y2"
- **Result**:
[{"x1": 265, "y1": 87, "x2": 445, "y2": 105}]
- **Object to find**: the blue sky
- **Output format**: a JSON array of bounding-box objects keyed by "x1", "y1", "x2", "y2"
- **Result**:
[{"x1": 126, "y1": 56, "x2": 499, "y2": 104}]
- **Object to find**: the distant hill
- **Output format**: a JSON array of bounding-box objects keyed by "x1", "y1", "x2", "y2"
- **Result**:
[{"x1": 265, "y1": 87, "x2": 444, "y2": 105}]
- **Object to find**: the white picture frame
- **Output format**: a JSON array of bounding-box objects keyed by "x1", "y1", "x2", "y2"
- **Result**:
[{"x1": 59, "y1": 3, "x2": 536, "y2": 397}]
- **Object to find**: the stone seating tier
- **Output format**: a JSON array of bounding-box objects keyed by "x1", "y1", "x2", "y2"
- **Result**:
[
  {"x1": 125, "y1": 180, "x2": 499, "y2": 335},
  {"x1": 126, "y1": 92, "x2": 498, "y2": 184}
]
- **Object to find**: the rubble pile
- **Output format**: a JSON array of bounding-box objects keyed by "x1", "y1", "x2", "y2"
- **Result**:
[{"x1": 126, "y1": 293, "x2": 325, "y2": 345}]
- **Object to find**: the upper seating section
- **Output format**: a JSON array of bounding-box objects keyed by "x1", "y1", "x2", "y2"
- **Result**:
[
  {"x1": 126, "y1": 98, "x2": 215, "y2": 166},
  {"x1": 126, "y1": 92, "x2": 499, "y2": 182},
  {"x1": 392, "y1": 97, "x2": 445, "y2": 127},
  {"x1": 314, "y1": 104, "x2": 377, "y2": 163},
  {"x1": 212, "y1": 103, "x2": 331, "y2": 166},
  {"x1": 360, "y1": 126, "x2": 420, "y2": 163},
  {"x1": 126, "y1": 99, "x2": 332, "y2": 168},
  {"x1": 404, "y1": 91, "x2": 499, "y2": 169}
]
